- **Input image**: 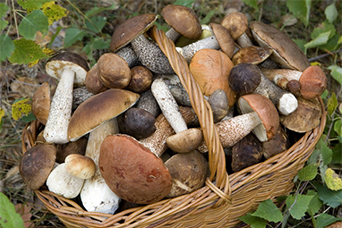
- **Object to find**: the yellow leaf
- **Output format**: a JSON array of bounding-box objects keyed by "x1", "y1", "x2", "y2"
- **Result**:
[
  {"x1": 325, "y1": 168, "x2": 342, "y2": 191},
  {"x1": 42, "y1": 1, "x2": 68, "y2": 25},
  {"x1": 11, "y1": 98, "x2": 32, "y2": 121},
  {"x1": 310, "y1": 61, "x2": 321, "y2": 66},
  {"x1": 0, "y1": 108, "x2": 4, "y2": 122}
]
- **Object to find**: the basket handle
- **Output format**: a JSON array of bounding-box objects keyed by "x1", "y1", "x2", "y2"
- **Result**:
[{"x1": 151, "y1": 26, "x2": 231, "y2": 206}]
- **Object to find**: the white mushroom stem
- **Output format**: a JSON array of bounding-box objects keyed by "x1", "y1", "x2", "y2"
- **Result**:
[
  {"x1": 177, "y1": 36, "x2": 220, "y2": 63},
  {"x1": 197, "y1": 112, "x2": 261, "y2": 153},
  {"x1": 165, "y1": 28, "x2": 181, "y2": 42},
  {"x1": 80, "y1": 119, "x2": 121, "y2": 214},
  {"x1": 237, "y1": 32, "x2": 254, "y2": 48},
  {"x1": 151, "y1": 78, "x2": 188, "y2": 133},
  {"x1": 261, "y1": 68, "x2": 302, "y2": 82},
  {"x1": 44, "y1": 68, "x2": 74, "y2": 143}
]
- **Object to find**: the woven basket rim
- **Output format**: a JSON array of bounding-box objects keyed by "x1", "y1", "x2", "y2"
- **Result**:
[{"x1": 20, "y1": 27, "x2": 327, "y2": 228}]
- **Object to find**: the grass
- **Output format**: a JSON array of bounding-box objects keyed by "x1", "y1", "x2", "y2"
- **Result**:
[{"x1": 1, "y1": 0, "x2": 341, "y2": 227}]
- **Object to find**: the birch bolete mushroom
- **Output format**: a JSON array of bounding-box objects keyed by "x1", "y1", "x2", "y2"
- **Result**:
[
  {"x1": 162, "y1": 4, "x2": 202, "y2": 42},
  {"x1": 128, "y1": 66, "x2": 153, "y2": 93},
  {"x1": 67, "y1": 88, "x2": 139, "y2": 213},
  {"x1": 151, "y1": 78, "x2": 203, "y2": 153},
  {"x1": 229, "y1": 63, "x2": 298, "y2": 115},
  {"x1": 249, "y1": 21, "x2": 310, "y2": 71},
  {"x1": 44, "y1": 52, "x2": 89, "y2": 143},
  {"x1": 32, "y1": 82, "x2": 51, "y2": 125},
  {"x1": 209, "y1": 22, "x2": 236, "y2": 58},
  {"x1": 110, "y1": 13, "x2": 174, "y2": 74},
  {"x1": 263, "y1": 125, "x2": 289, "y2": 159},
  {"x1": 231, "y1": 46, "x2": 273, "y2": 65},
  {"x1": 99, "y1": 134, "x2": 172, "y2": 204}
]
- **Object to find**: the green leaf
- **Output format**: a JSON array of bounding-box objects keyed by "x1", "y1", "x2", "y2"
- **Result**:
[
  {"x1": 8, "y1": 38, "x2": 48, "y2": 64},
  {"x1": 0, "y1": 192, "x2": 24, "y2": 228},
  {"x1": 92, "y1": 38, "x2": 110, "y2": 50},
  {"x1": 251, "y1": 199, "x2": 283, "y2": 223},
  {"x1": 311, "y1": 21, "x2": 336, "y2": 40},
  {"x1": 173, "y1": 0, "x2": 195, "y2": 8},
  {"x1": 332, "y1": 143, "x2": 342, "y2": 164},
  {"x1": 292, "y1": 39, "x2": 306, "y2": 52},
  {"x1": 307, "y1": 190, "x2": 322, "y2": 216},
  {"x1": 239, "y1": 213, "x2": 268, "y2": 228},
  {"x1": 316, "y1": 213, "x2": 342, "y2": 228},
  {"x1": 305, "y1": 31, "x2": 331, "y2": 50},
  {"x1": 18, "y1": 9, "x2": 49, "y2": 40},
  {"x1": 326, "y1": 92, "x2": 338, "y2": 115},
  {"x1": 298, "y1": 164, "x2": 318, "y2": 181},
  {"x1": 325, "y1": 168, "x2": 342, "y2": 191},
  {"x1": 64, "y1": 28, "x2": 85, "y2": 48},
  {"x1": 319, "y1": 33, "x2": 341, "y2": 52},
  {"x1": 325, "y1": 3, "x2": 338, "y2": 23},
  {"x1": 286, "y1": 194, "x2": 313, "y2": 220},
  {"x1": 0, "y1": 34, "x2": 15, "y2": 62},
  {"x1": 21, "y1": 112, "x2": 36, "y2": 123},
  {"x1": 327, "y1": 65, "x2": 342, "y2": 86},
  {"x1": 42, "y1": 1, "x2": 68, "y2": 25},
  {"x1": 17, "y1": 0, "x2": 50, "y2": 11},
  {"x1": 286, "y1": 0, "x2": 311, "y2": 27},
  {"x1": 241, "y1": 0, "x2": 259, "y2": 11},
  {"x1": 85, "y1": 4, "x2": 118, "y2": 17},
  {"x1": 0, "y1": 20, "x2": 8, "y2": 30},
  {"x1": 320, "y1": 139, "x2": 332, "y2": 166},
  {"x1": 314, "y1": 182, "x2": 342, "y2": 208},
  {"x1": 0, "y1": 3, "x2": 9, "y2": 18},
  {"x1": 200, "y1": 9, "x2": 216, "y2": 25},
  {"x1": 334, "y1": 119, "x2": 342, "y2": 137},
  {"x1": 85, "y1": 16, "x2": 107, "y2": 33}
]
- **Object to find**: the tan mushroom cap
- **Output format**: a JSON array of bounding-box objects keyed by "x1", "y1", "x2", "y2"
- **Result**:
[
  {"x1": 99, "y1": 134, "x2": 172, "y2": 204},
  {"x1": 67, "y1": 89, "x2": 140, "y2": 141},
  {"x1": 209, "y1": 22, "x2": 235, "y2": 58},
  {"x1": 249, "y1": 21, "x2": 310, "y2": 71},
  {"x1": 32, "y1": 82, "x2": 51, "y2": 125},
  {"x1": 189, "y1": 48, "x2": 236, "y2": 108},
  {"x1": 110, "y1": 13, "x2": 157, "y2": 52},
  {"x1": 238, "y1": 93, "x2": 279, "y2": 141},
  {"x1": 65, "y1": 154, "x2": 96, "y2": 179},
  {"x1": 166, "y1": 128, "x2": 203, "y2": 153},
  {"x1": 19, "y1": 144, "x2": 57, "y2": 190},
  {"x1": 162, "y1": 4, "x2": 202, "y2": 40},
  {"x1": 232, "y1": 46, "x2": 273, "y2": 65},
  {"x1": 299, "y1": 65, "x2": 327, "y2": 100},
  {"x1": 221, "y1": 12, "x2": 248, "y2": 40}
]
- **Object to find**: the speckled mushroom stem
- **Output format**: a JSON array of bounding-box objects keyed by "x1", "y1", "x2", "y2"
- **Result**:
[
  {"x1": 115, "y1": 46, "x2": 139, "y2": 68},
  {"x1": 43, "y1": 68, "x2": 74, "y2": 143}
]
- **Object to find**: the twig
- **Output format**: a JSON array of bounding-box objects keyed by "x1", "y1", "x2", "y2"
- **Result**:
[
  {"x1": 308, "y1": 48, "x2": 342, "y2": 62},
  {"x1": 10, "y1": 0, "x2": 19, "y2": 39}
]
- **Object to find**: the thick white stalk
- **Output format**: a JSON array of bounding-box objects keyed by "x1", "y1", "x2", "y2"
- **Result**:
[{"x1": 44, "y1": 68, "x2": 74, "y2": 143}]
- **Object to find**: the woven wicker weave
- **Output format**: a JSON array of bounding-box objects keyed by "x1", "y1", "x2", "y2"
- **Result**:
[{"x1": 21, "y1": 27, "x2": 326, "y2": 228}]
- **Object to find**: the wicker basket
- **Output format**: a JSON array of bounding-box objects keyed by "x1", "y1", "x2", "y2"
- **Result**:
[{"x1": 21, "y1": 27, "x2": 326, "y2": 228}]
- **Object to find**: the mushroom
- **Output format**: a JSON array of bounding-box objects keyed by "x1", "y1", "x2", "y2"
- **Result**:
[
  {"x1": 165, "y1": 150, "x2": 208, "y2": 198},
  {"x1": 197, "y1": 93, "x2": 279, "y2": 152},
  {"x1": 99, "y1": 134, "x2": 172, "y2": 204},
  {"x1": 110, "y1": 13, "x2": 174, "y2": 74},
  {"x1": 162, "y1": 4, "x2": 202, "y2": 42},
  {"x1": 67, "y1": 89, "x2": 140, "y2": 213},
  {"x1": 221, "y1": 12, "x2": 254, "y2": 48},
  {"x1": 43, "y1": 52, "x2": 89, "y2": 143},
  {"x1": 261, "y1": 65, "x2": 327, "y2": 100},
  {"x1": 249, "y1": 21, "x2": 310, "y2": 71},
  {"x1": 55, "y1": 137, "x2": 88, "y2": 163},
  {"x1": 85, "y1": 63, "x2": 107, "y2": 94},
  {"x1": 231, "y1": 46, "x2": 273, "y2": 65},
  {"x1": 136, "y1": 90, "x2": 161, "y2": 118},
  {"x1": 65, "y1": 154, "x2": 96, "y2": 179},
  {"x1": 229, "y1": 63, "x2": 298, "y2": 115},
  {"x1": 208, "y1": 89, "x2": 230, "y2": 122},
  {"x1": 263, "y1": 125, "x2": 289, "y2": 159},
  {"x1": 32, "y1": 82, "x2": 51, "y2": 125},
  {"x1": 128, "y1": 66, "x2": 153, "y2": 93},
  {"x1": 19, "y1": 144, "x2": 56, "y2": 190},
  {"x1": 72, "y1": 86, "x2": 94, "y2": 111},
  {"x1": 151, "y1": 77, "x2": 203, "y2": 153},
  {"x1": 189, "y1": 48, "x2": 236, "y2": 108},
  {"x1": 209, "y1": 22, "x2": 236, "y2": 58}
]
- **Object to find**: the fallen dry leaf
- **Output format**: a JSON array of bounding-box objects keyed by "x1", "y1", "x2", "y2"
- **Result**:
[{"x1": 15, "y1": 203, "x2": 33, "y2": 228}]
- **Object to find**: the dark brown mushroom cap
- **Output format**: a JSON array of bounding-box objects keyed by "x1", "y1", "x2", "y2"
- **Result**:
[
  {"x1": 229, "y1": 63, "x2": 262, "y2": 96},
  {"x1": 128, "y1": 66, "x2": 153, "y2": 93},
  {"x1": 162, "y1": 5, "x2": 202, "y2": 40},
  {"x1": 299, "y1": 65, "x2": 327, "y2": 100},
  {"x1": 32, "y1": 82, "x2": 51, "y2": 125},
  {"x1": 45, "y1": 52, "x2": 89, "y2": 86},
  {"x1": 99, "y1": 134, "x2": 172, "y2": 204},
  {"x1": 221, "y1": 12, "x2": 248, "y2": 40},
  {"x1": 209, "y1": 22, "x2": 235, "y2": 58},
  {"x1": 110, "y1": 13, "x2": 157, "y2": 52},
  {"x1": 67, "y1": 89, "x2": 140, "y2": 141},
  {"x1": 249, "y1": 21, "x2": 310, "y2": 71},
  {"x1": 238, "y1": 93, "x2": 279, "y2": 141},
  {"x1": 263, "y1": 125, "x2": 289, "y2": 159},
  {"x1": 19, "y1": 144, "x2": 57, "y2": 190},
  {"x1": 118, "y1": 107, "x2": 156, "y2": 140},
  {"x1": 232, "y1": 46, "x2": 273, "y2": 65}
]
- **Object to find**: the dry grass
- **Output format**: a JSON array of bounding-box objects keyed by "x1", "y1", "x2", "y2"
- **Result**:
[{"x1": 0, "y1": 0, "x2": 341, "y2": 227}]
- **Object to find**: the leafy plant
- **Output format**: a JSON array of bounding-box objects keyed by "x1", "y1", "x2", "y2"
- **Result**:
[{"x1": 0, "y1": 192, "x2": 24, "y2": 228}]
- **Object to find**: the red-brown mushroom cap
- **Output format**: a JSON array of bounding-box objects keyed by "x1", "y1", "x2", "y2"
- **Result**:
[
  {"x1": 99, "y1": 134, "x2": 172, "y2": 204},
  {"x1": 299, "y1": 65, "x2": 327, "y2": 100}
]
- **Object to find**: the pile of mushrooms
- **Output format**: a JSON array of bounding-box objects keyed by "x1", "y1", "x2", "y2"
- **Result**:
[{"x1": 20, "y1": 4, "x2": 327, "y2": 215}]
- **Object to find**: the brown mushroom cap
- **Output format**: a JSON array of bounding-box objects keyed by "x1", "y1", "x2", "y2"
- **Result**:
[
  {"x1": 45, "y1": 52, "x2": 89, "y2": 86},
  {"x1": 162, "y1": 4, "x2": 202, "y2": 40},
  {"x1": 263, "y1": 125, "x2": 289, "y2": 159},
  {"x1": 19, "y1": 144, "x2": 57, "y2": 190},
  {"x1": 99, "y1": 134, "x2": 172, "y2": 204},
  {"x1": 209, "y1": 22, "x2": 235, "y2": 58},
  {"x1": 110, "y1": 13, "x2": 157, "y2": 52},
  {"x1": 98, "y1": 53, "x2": 131, "y2": 89},
  {"x1": 65, "y1": 154, "x2": 96, "y2": 179},
  {"x1": 232, "y1": 46, "x2": 273, "y2": 65},
  {"x1": 128, "y1": 66, "x2": 153, "y2": 93},
  {"x1": 238, "y1": 93, "x2": 279, "y2": 141},
  {"x1": 189, "y1": 48, "x2": 236, "y2": 108},
  {"x1": 85, "y1": 63, "x2": 107, "y2": 94},
  {"x1": 56, "y1": 137, "x2": 88, "y2": 163},
  {"x1": 299, "y1": 65, "x2": 327, "y2": 100},
  {"x1": 166, "y1": 128, "x2": 203, "y2": 153},
  {"x1": 32, "y1": 82, "x2": 51, "y2": 125},
  {"x1": 249, "y1": 21, "x2": 310, "y2": 71},
  {"x1": 67, "y1": 89, "x2": 140, "y2": 141},
  {"x1": 221, "y1": 12, "x2": 249, "y2": 40}
]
